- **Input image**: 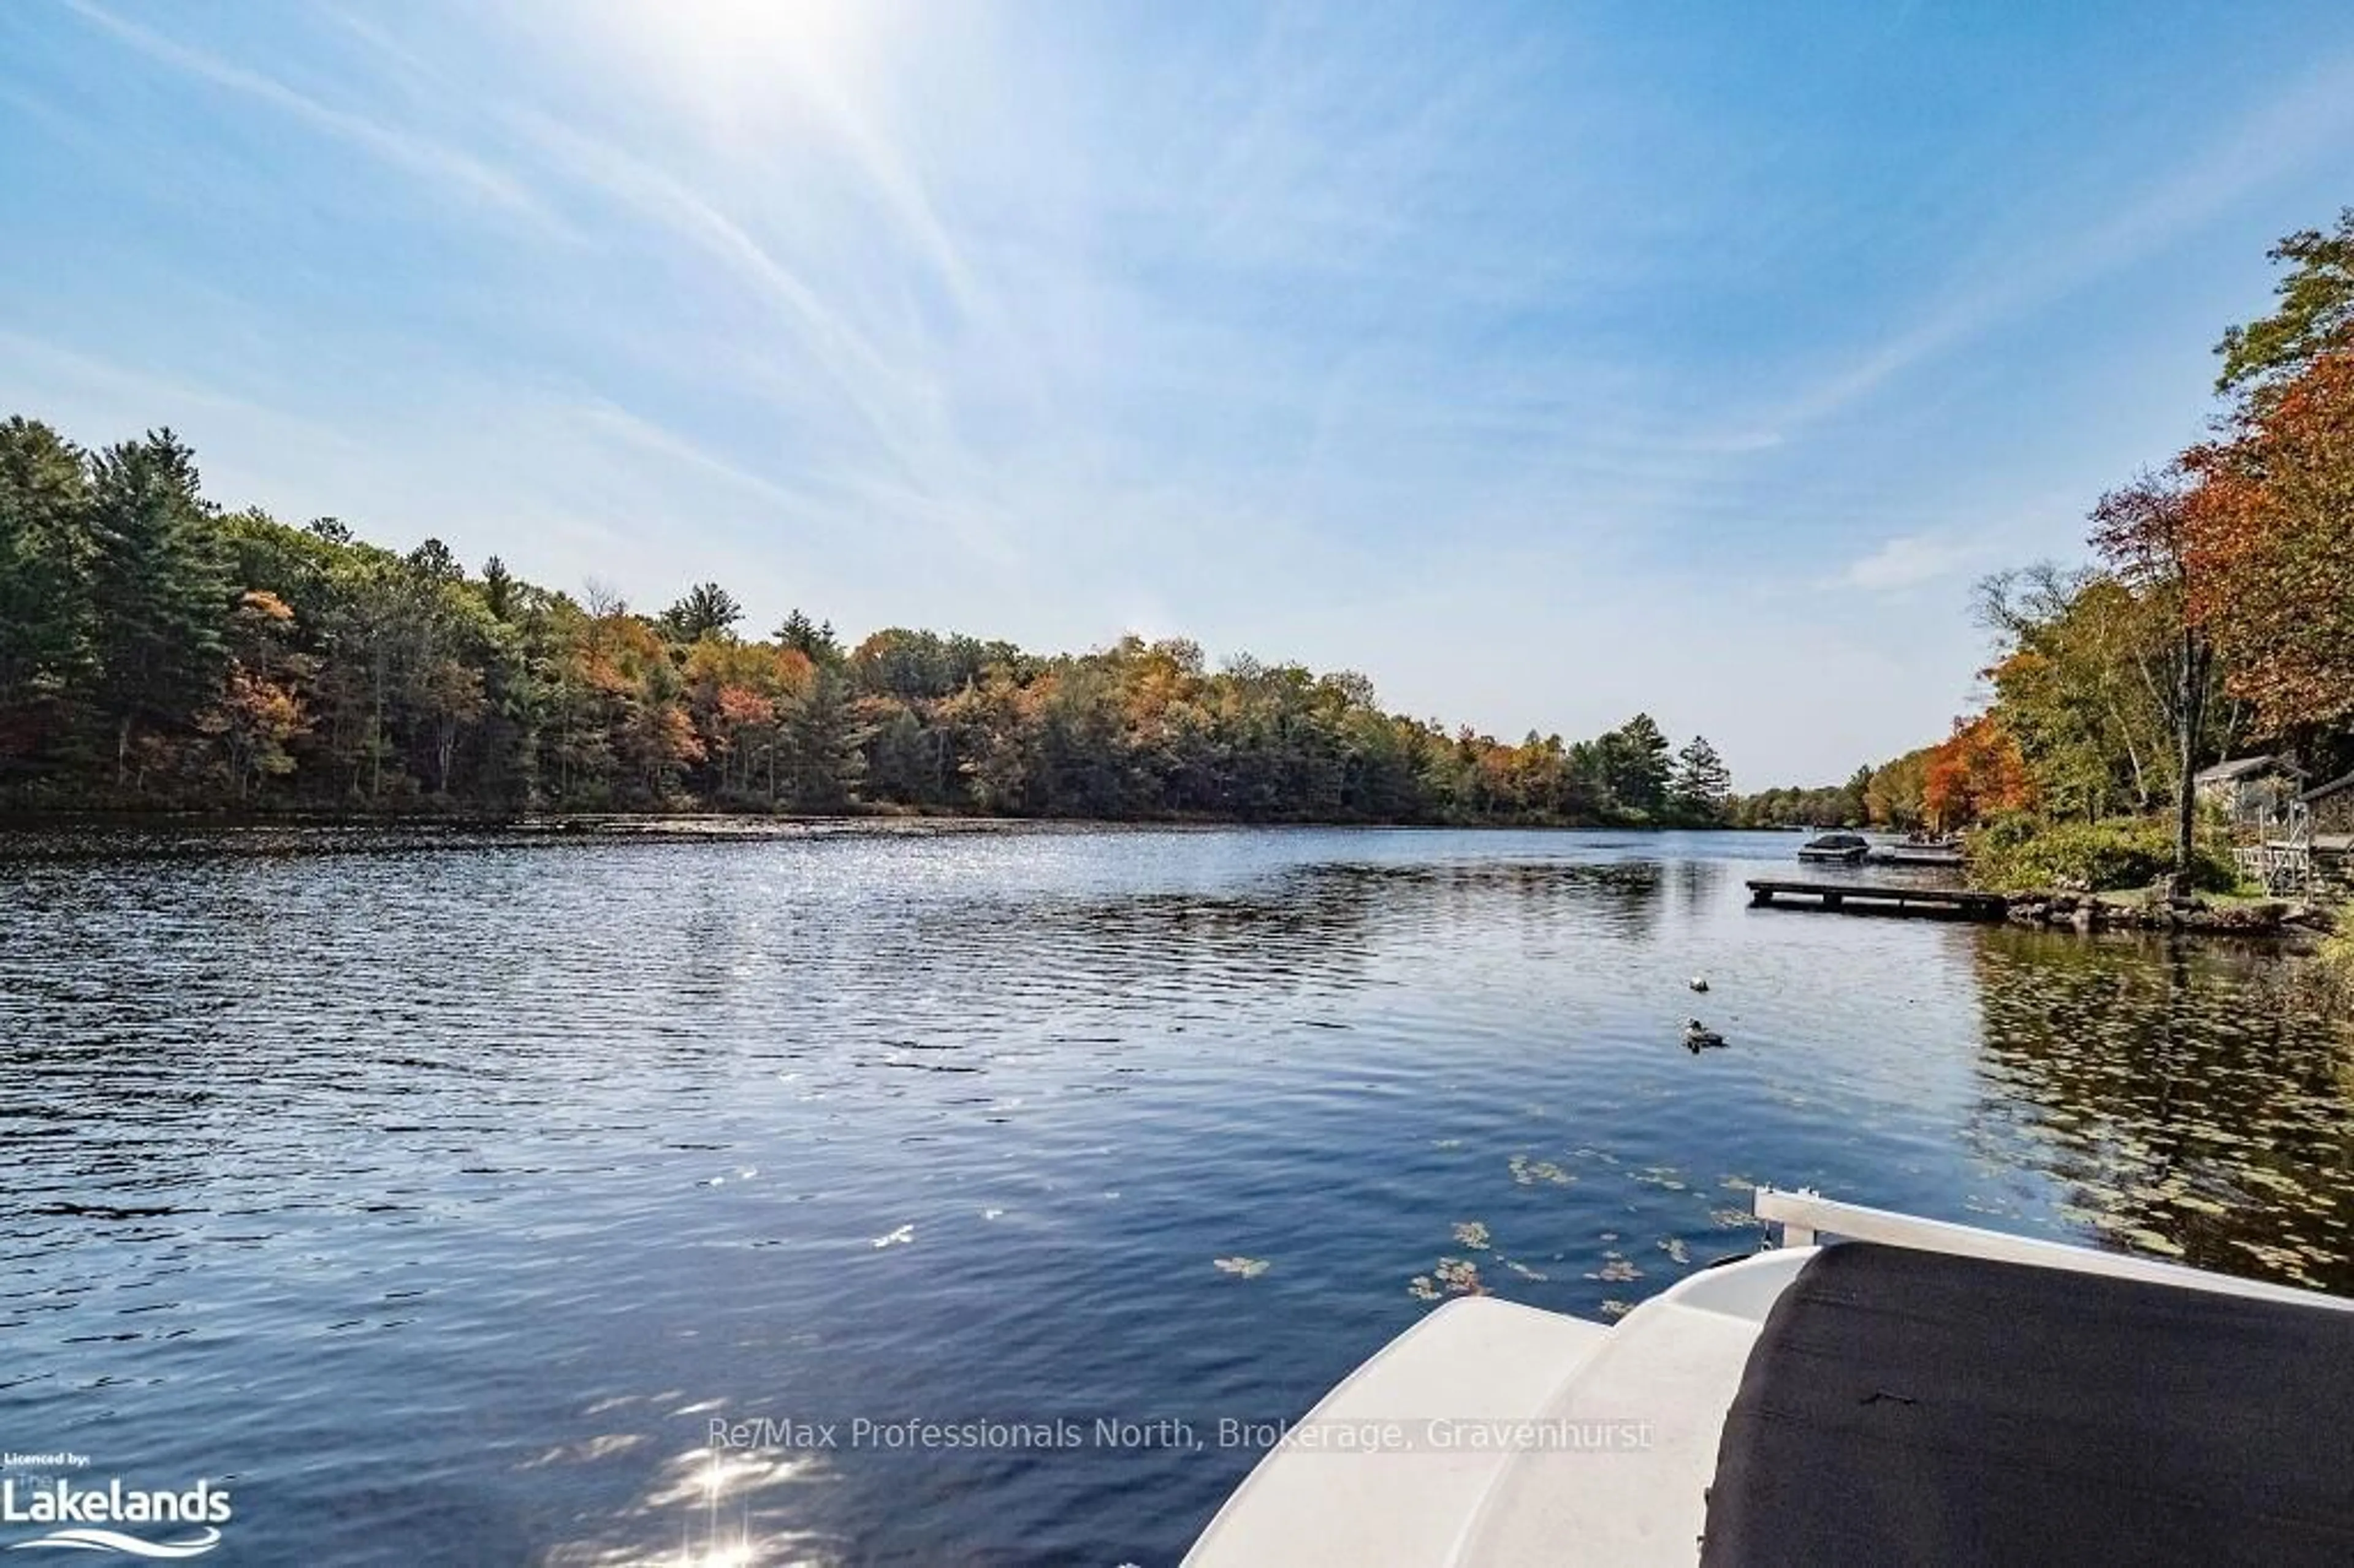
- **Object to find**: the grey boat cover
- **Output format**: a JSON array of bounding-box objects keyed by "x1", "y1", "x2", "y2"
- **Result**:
[{"x1": 1699, "y1": 1241, "x2": 2354, "y2": 1566}]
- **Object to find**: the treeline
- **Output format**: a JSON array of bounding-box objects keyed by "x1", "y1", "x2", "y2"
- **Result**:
[
  {"x1": 1724, "y1": 749, "x2": 1945, "y2": 833},
  {"x1": 1724, "y1": 771, "x2": 1868, "y2": 831},
  {"x1": 1743, "y1": 210, "x2": 2354, "y2": 879},
  {"x1": 0, "y1": 420, "x2": 1740, "y2": 826},
  {"x1": 1734, "y1": 210, "x2": 2354, "y2": 853},
  {"x1": 1949, "y1": 209, "x2": 2354, "y2": 850}
]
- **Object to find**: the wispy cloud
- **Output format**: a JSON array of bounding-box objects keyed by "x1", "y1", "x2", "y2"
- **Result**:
[
  {"x1": 1757, "y1": 45, "x2": 2354, "y2": 435},
  {"x1": 60, "y1": 0, "x2": 562, "y2": 232},
  {"x1": 506, "y1": 113, "x2": 907, "y2": 440},
  {"x1": 571, "y1": 400, "x2": 829, "y2": 521},
  {"x1": 0, "y1": 326, "x2": 353, "y2": 448},
  {"x1": 1837, "y1": 533, "x2": 1979, "y2": 593},
  {"x1": 13, "y1": 3, "x2": 2354, "y2": 781}
]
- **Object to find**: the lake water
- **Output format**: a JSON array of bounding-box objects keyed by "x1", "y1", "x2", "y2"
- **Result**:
[{"x1": 4, "y1": 825, "x2": 2350, "y2": 1565}]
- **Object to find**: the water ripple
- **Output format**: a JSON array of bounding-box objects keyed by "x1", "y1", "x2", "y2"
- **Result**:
[{"x1": 2, "y1": 825, "x2": 2348, "y2": 1564}]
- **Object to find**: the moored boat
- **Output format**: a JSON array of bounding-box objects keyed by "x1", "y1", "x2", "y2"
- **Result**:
[
  {"x1": 1795, "y1": 832, "x2": 1868, "y2": 863},
  {"x1": 1869, "y1": 844, "x2": 1964, "y2": 866},
  {"x1": 1186, "y1": 1189, "x2": 2354, "y2": 1566}
]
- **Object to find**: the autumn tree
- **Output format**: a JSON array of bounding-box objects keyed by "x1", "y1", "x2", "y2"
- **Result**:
[
  {"x1": 1922, "y1": 714, "x2": 2033, "y2": 831},
  {"x1": 417, "y1": 658, "x2": 488, "y2": 795},
  {"x1": 1975, "y1": 565, "x2": 2196, "y2": 821},
  {"x1": 200, "y1": 590, "x2": 312, "y2": 799},
  {"x1": 2089, "y1": 472, "x2": 2215, "y2": 896},
  {"x1": 2184, "y1": 350, "x2": 2354, "y2": 737},
  {"x1": 2180, "y1": 205, "x2": 2354, "y2": 756},
  {"x1": 6, "y1": 408, "x2": 1788, "y2": 826}
]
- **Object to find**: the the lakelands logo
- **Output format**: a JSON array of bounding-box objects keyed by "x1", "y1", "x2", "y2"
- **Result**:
[{"x1": 1, "y1": 1474, "x2": 230, "y2": 1559}]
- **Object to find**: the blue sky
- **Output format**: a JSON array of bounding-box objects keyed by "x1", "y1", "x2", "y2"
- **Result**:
[{"x1": 5, "y1": 1, "x2": 2352, "y2": 783}]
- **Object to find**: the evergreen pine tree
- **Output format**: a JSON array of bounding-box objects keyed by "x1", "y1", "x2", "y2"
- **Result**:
[{"x1": 85, "y1": 430, "x2": 229, "y2": 785}]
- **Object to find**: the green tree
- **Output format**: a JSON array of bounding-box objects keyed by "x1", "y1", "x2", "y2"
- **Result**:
[
  {"x1": 776, "y1": 608, "x2": 840, "y2": 665},
  {"x1": 1602, "y1": 714, "x2": 1672, "y2": 818},
  {"x1": 1669, "y1": 736, "x2": 1732, "y2": 824},
  {"x1": 864, "y1": 703, "x2": 935, "y2": 804},
  {"x1": 780, "y1": 665, "x2": 866, "y2": 809},
  {"x1": 481, "y1": 555, "x2": 518, "y2": 622},
  {"x1": 1842, "y1": 766, "x2": 1872, "y2": 826},
  {"x1": 2215, "y1": 208, "x2": 2354, "y2": 400},
  {"x1": 659, "y1": 581, "x2": 743, "y2": 644},
  {"x1": 85, "y1": 430, "x2": 229, "y2": 788},
  {"x1": 1975, "y1": 565, "x2": 2192, "y2": 820},
  {"x1": 4, "y1": 409, "x2": 1789, "y2": 826},
  {"x1": 1864, "y1": 747, "x2": 1934, "y2": 830},
  {"x1": 0, "y1": 417, "x2": 94, "y2": 779}
]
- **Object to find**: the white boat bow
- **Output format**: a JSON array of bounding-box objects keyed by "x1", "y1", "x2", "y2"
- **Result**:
[{"x1": 1186, "y1": 1189, "x2": 2354, "y2": 1566}]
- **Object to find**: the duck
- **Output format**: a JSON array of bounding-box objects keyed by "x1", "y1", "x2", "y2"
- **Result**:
[
  {"x1": 1683, "y1": 1018, "x2": 1726, "y2": 1052},
  {"x1": 1689, "y1": 975, "x2": 1710, "y2": 993}
]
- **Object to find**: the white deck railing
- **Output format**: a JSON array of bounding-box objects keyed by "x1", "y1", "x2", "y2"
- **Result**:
[{"x1": 2235, "y1": 842, "x2": 2314, "y2": 895}]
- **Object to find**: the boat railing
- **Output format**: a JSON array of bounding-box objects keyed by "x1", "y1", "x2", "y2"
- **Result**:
[{"x1": 1754, "y1": 1187, "x2": 2352, "y2": 1311}]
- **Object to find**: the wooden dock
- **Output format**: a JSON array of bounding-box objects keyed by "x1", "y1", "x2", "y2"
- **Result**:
[
  {"x1": 1868, "y1": 847, "x2": 1964, "y2": 868},
  {"x1": 1746, "y1": 878, "x2": 2007, "y2": 921}
]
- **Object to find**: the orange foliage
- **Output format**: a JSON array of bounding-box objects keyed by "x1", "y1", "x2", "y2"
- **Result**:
[
  {"x1": 772, "y1": 647, "x2": 818, "y2": 702},
  {"x1": 1921, "y1": 714, "x2": 2033, "y2": 830},
  {"x1": 236, "y1": 588, "x2": 295, "y2": 625},
  {"x1": 714, "y1": 684, "x2": 775, "y2": 732},
  {"x1": 2181, "y1": 348, "x2": 2354, "y2": 729},
  {"x1": 200, "y1": 666, "x2": 309, "y2": 798},
  {"x1": 630, "y1": 703, "x2": 705, "y2": 776}
]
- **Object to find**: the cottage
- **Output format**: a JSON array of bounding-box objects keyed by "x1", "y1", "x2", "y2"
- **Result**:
[
  {"x1": 2194, "y1": 755, "x2": 2306, "y2": 833},
  {"x1": 2305, "y1": 770, "x2": 2354, "y2": 839},
  {"x1": 2290, "y1": 771, "x2": 2354, "y2": 897}
]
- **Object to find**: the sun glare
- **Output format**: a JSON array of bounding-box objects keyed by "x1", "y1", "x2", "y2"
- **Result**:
[{"x1": 617, "y1": 0, "x2": 876, "y2": 116}]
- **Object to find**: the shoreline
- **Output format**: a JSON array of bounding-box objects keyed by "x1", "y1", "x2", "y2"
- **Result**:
[
  {"x1": 2001, "y1": 888, "x2": 2338, "y2": 940},
  {"x1": 0, "y1": 807, "x2": 1762, "y2": 837}
]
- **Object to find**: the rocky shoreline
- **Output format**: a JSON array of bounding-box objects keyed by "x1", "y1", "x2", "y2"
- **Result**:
[{"x1": 2003, "y1": 888, "x2": 2337, "y2": 936}]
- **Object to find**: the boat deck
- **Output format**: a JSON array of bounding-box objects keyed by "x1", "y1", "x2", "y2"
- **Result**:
[{"x1": 1704, "y1": 1240, "x2": 2354, "y2": 1564}]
